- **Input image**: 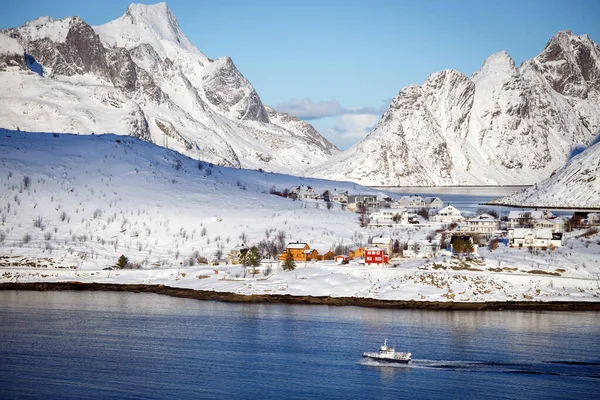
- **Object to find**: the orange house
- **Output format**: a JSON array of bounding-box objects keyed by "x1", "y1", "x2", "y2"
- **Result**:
[
  {"x1": 349, "y1": 246, "x2": 365, "y2": 259},
  {"x1": 278, "y1": 242, "x2": 311, "y2": 261},
  {"x1": 321, "y1": 250, "x2": 335, "y2": 261}
]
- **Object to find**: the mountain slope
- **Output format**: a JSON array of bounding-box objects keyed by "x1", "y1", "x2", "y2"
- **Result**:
[
  {"x1": 0, "y1": 129, "x2": 363, "y2": 270},
  {"x1": 311, "y1": 31, "x2": 600, "y2": 186},
  {"x1": 489, "y1": 140, "x2": 600, "y2": 208},
  {"x1": 0, "y1": 3, "x2": 337, "y2": 174}
]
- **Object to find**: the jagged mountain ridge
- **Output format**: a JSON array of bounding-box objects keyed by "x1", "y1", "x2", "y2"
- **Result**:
[
  {"x1": 0, "y1": 2, "x2": 338, "y2": 173},
  {"x1": 490, "y1": 140, "x2": 600, "y2": 208},
  {"x1": 311, "y1": 30, "x2": 600, "y2": 186}
]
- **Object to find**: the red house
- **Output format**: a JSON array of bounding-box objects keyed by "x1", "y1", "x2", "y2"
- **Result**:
[{"x1": 364, "y1": 247, "x2": 389, "y2": 265}]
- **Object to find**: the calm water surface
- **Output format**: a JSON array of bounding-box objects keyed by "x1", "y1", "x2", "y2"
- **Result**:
[
  {"x1": 1, "y1": 291, "x2": 599, "y2": 399},
  {"x1": 384, "y1": 186, "x2": 527, "y2": 216}
]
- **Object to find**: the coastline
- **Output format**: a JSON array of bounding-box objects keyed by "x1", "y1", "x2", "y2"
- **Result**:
[
  {"x1": 2, "y1": 282, "x2": 599, "y2": 311},
  {"x1": 480, "y1": 202, "x2": 600, "y2": 212}
]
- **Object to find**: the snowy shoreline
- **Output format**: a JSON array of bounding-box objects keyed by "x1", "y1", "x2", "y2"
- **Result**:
[{"x1": 2, "y1": 282, "x2": 600, "y2": 311}]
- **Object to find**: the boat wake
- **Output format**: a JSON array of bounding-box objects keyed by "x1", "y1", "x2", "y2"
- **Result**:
[{"x1": 358, "y1": 358, "x2": 600, "y2": 379}]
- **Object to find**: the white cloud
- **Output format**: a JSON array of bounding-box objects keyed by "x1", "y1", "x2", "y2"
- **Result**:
[
  {"x1": 275, "y1": 98, "x2": 388, "y2": 120},
  {"x1": 322, "y1": 114, "x2": 380, "y2": 150}
]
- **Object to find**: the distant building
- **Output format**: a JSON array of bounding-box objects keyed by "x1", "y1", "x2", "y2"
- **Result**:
[
  {"x1": 349, "y1": 246, "x2": 365, "y2": 259},
  {"x1": 335, "y1": 255, "x2": 349, "y2": 264},
  {"x1": 371, "y1": 237, "x2": 393, "y2": 255},
  {"x1": 508, "y1": 229, "x2": 563, "y2": 248},
  {"x1": 368, "y1": 209, "x2": 408, "y2": 225},
  {"x1": 347, "y1": 195, "x2": 379, "y2": 212},
  {"x1": 278, "y1": 241, "x2": 311, "y2": 261},
  {"x1": 434, "y1": 204, "x2": 464, "y2": 224},
  {"x1": 398, "y1": 195, "x2": 426, "y2": 208},
  {"x1": 459, "y1": 213, "x2": 500, "y2": 234},
  {"x1": 404, "y1": 240, "x2": 441, "y2": 258},
  {"x1": 423, "y1": 197, "x2": 444, "y2": 209},
  {"x1": 364, "y1": 247, "x2": 389, "y2": 266},
  {"x1": 228, "y1": 244, "x2": 248, "y2": 264},
  {"x1": 508, "y1": 210, "x2": 555, "y2": 228}
]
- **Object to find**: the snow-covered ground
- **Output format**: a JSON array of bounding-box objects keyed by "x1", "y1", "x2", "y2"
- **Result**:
[{"x1": 1, "y1": 130, "x2": 599, "y2": 302}]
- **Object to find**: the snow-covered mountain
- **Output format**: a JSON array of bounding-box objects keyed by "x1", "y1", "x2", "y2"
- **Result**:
[
  {"x1": 312, "y1": 31, "x2": 600, "y2": 186},
  {"x1": 0, "y1": 3, "x2": 338, "y2": 174},
  {"x1": 489, "y1": 140, "x2": 600, "y2": 208}
]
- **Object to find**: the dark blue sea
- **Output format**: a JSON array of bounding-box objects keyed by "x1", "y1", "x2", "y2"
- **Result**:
[{"x1": 1, "y1": 291, "x2": 599, "y2": 399}]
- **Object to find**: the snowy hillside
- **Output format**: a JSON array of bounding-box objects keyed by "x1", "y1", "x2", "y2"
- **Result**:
[
  {"x1": 489, "y1": 141, "x2": 600, "y2": 208},
  {"x1": 0, "y1": 3, "x2": 338, "y2": 175},
  {"x1": 312, "y1": 31, "x2": 600, "y2": 186},
  {"x1": 0, "y1": 129, "x2": 365, "y2": 270}
]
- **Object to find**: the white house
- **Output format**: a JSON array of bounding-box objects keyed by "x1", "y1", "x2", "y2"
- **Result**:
[
  {"x1": 398, "y1": 195, "x2": 426, "y2": 208},
  {"x1": 291, "y1": 185, "x2": 317, "y2": 200},
  {"x1": 508, "y1": 228, "x2": 563, "y2": 248},
  {"x1": 433, "y1": 204, "x2": 464, "y2": 223},
  {"x1": 582, "y1": 213, "x2": 600, "y2": 226},
  {"x1": 459, "y1": 213, "x2": 500, "y2": 234},
  {"x1": 508, "y1": 210, "x2": 555, "y2": 228},
  {"x1": 423, "y1": 197, "x2": 444, "y2": 209},
  {"x1": 331, "y1": 191, "x2": 348, "y2": 204},
  {"x1": 368, "y1": 209, "x2": 408, "y2": 225},
  {"x1": 533, "y1": 218, "x2": 566, "y2": 232},
  {"x1": 371, "y1": 237, "x2": 393, "y2": 255},
  {"x1": 347, "y1": 195, "x2": 379, "y2": 212},
  {"x1": 404, "y1": 240, "x2": 441, "y2": 258}
]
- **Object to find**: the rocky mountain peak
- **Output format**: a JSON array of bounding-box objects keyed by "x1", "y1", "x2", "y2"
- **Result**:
[{"x1": 534, "y1": 30, "x2": 600, "y2": 97}]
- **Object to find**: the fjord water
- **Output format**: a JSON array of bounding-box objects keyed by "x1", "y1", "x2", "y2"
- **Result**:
[
  {"x1": 1, "y1": 291, "x2": 599, "y2": 400},
  {"x1": 384, "y1": 186, "x2": 527, "y2": 215}
]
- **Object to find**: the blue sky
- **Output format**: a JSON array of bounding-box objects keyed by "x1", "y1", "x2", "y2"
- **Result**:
[{"x1": 2, "y1": 0, "x2": 599, "y2": 149}]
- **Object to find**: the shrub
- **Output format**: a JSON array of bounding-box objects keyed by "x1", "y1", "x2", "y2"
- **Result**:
[
  {"x1": 33, "y1": 216, "x2": 45, "y2": 229},
  {"x1": 23, "y1": 233, "x2": 32, "y2": 243},
  {"x1": 23, "y1": 176, "x2": 31, "y2": 189}
]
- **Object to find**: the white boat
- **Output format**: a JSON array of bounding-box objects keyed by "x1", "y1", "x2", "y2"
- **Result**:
[{"x1": 362, "y1": 339, "x2": 411, "y2": 364}]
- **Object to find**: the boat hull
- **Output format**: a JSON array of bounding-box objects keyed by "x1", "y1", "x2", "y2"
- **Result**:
[{"x1": 362, "y1": 355, "x2": 411, "y2": 364}]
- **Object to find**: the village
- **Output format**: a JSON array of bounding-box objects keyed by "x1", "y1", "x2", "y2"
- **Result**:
[{"x1": 219, "y1": 185, "x2": 600, "y2": 278}]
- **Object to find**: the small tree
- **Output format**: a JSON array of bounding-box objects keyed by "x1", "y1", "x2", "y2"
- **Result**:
[
  {"x1": 358, "y1": 204, "x2": 369, "y2": 227},
  {"x1": 282, "y1": 251, "x2": 296, "y2": 271},
  {"x1": 393, "y1": 239, "x2": 401, "y2": 255},
  {"x1": 242, "y1": 246, "x2": 261, "y2": 277},
  {"x1": 116, "y1": 254, "x2": 129, "y2": 269}
]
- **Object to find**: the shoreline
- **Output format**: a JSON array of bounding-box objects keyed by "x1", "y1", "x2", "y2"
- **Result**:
[
  {"x1": 480, "y1": 202, "x2": 600, "y2": 212},
  {"x1": 1, "y1": 282, "x2": 599, "y2": 311}
]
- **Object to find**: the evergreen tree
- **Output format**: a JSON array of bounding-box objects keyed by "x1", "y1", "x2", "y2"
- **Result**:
[
  {"x1": 243, "y1": 246, "x2": 261, "y2": 277},
  {"x1": 116, "y1": 254, "x2": 128, "y2": 269},
  {"x1": 282, "y1": 251, "x2": 296, "y2": 271}
]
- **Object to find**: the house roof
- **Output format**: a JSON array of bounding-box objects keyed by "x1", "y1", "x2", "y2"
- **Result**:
[
  {"x1": 439, "y1": 204, "x2": 461, "y2": 213},
  {"x1": 349, "y1": 246, "x2": 363, "y2": 252},
  {"x1": 287, "y1": 242, "x2": 308, "y2": 249},
  {"x1": 423, "y1": 196, "x2": 442, "y2": 204},
  {"x1": 365, "y1": 247, "x2": 386, "y2": 252}
]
